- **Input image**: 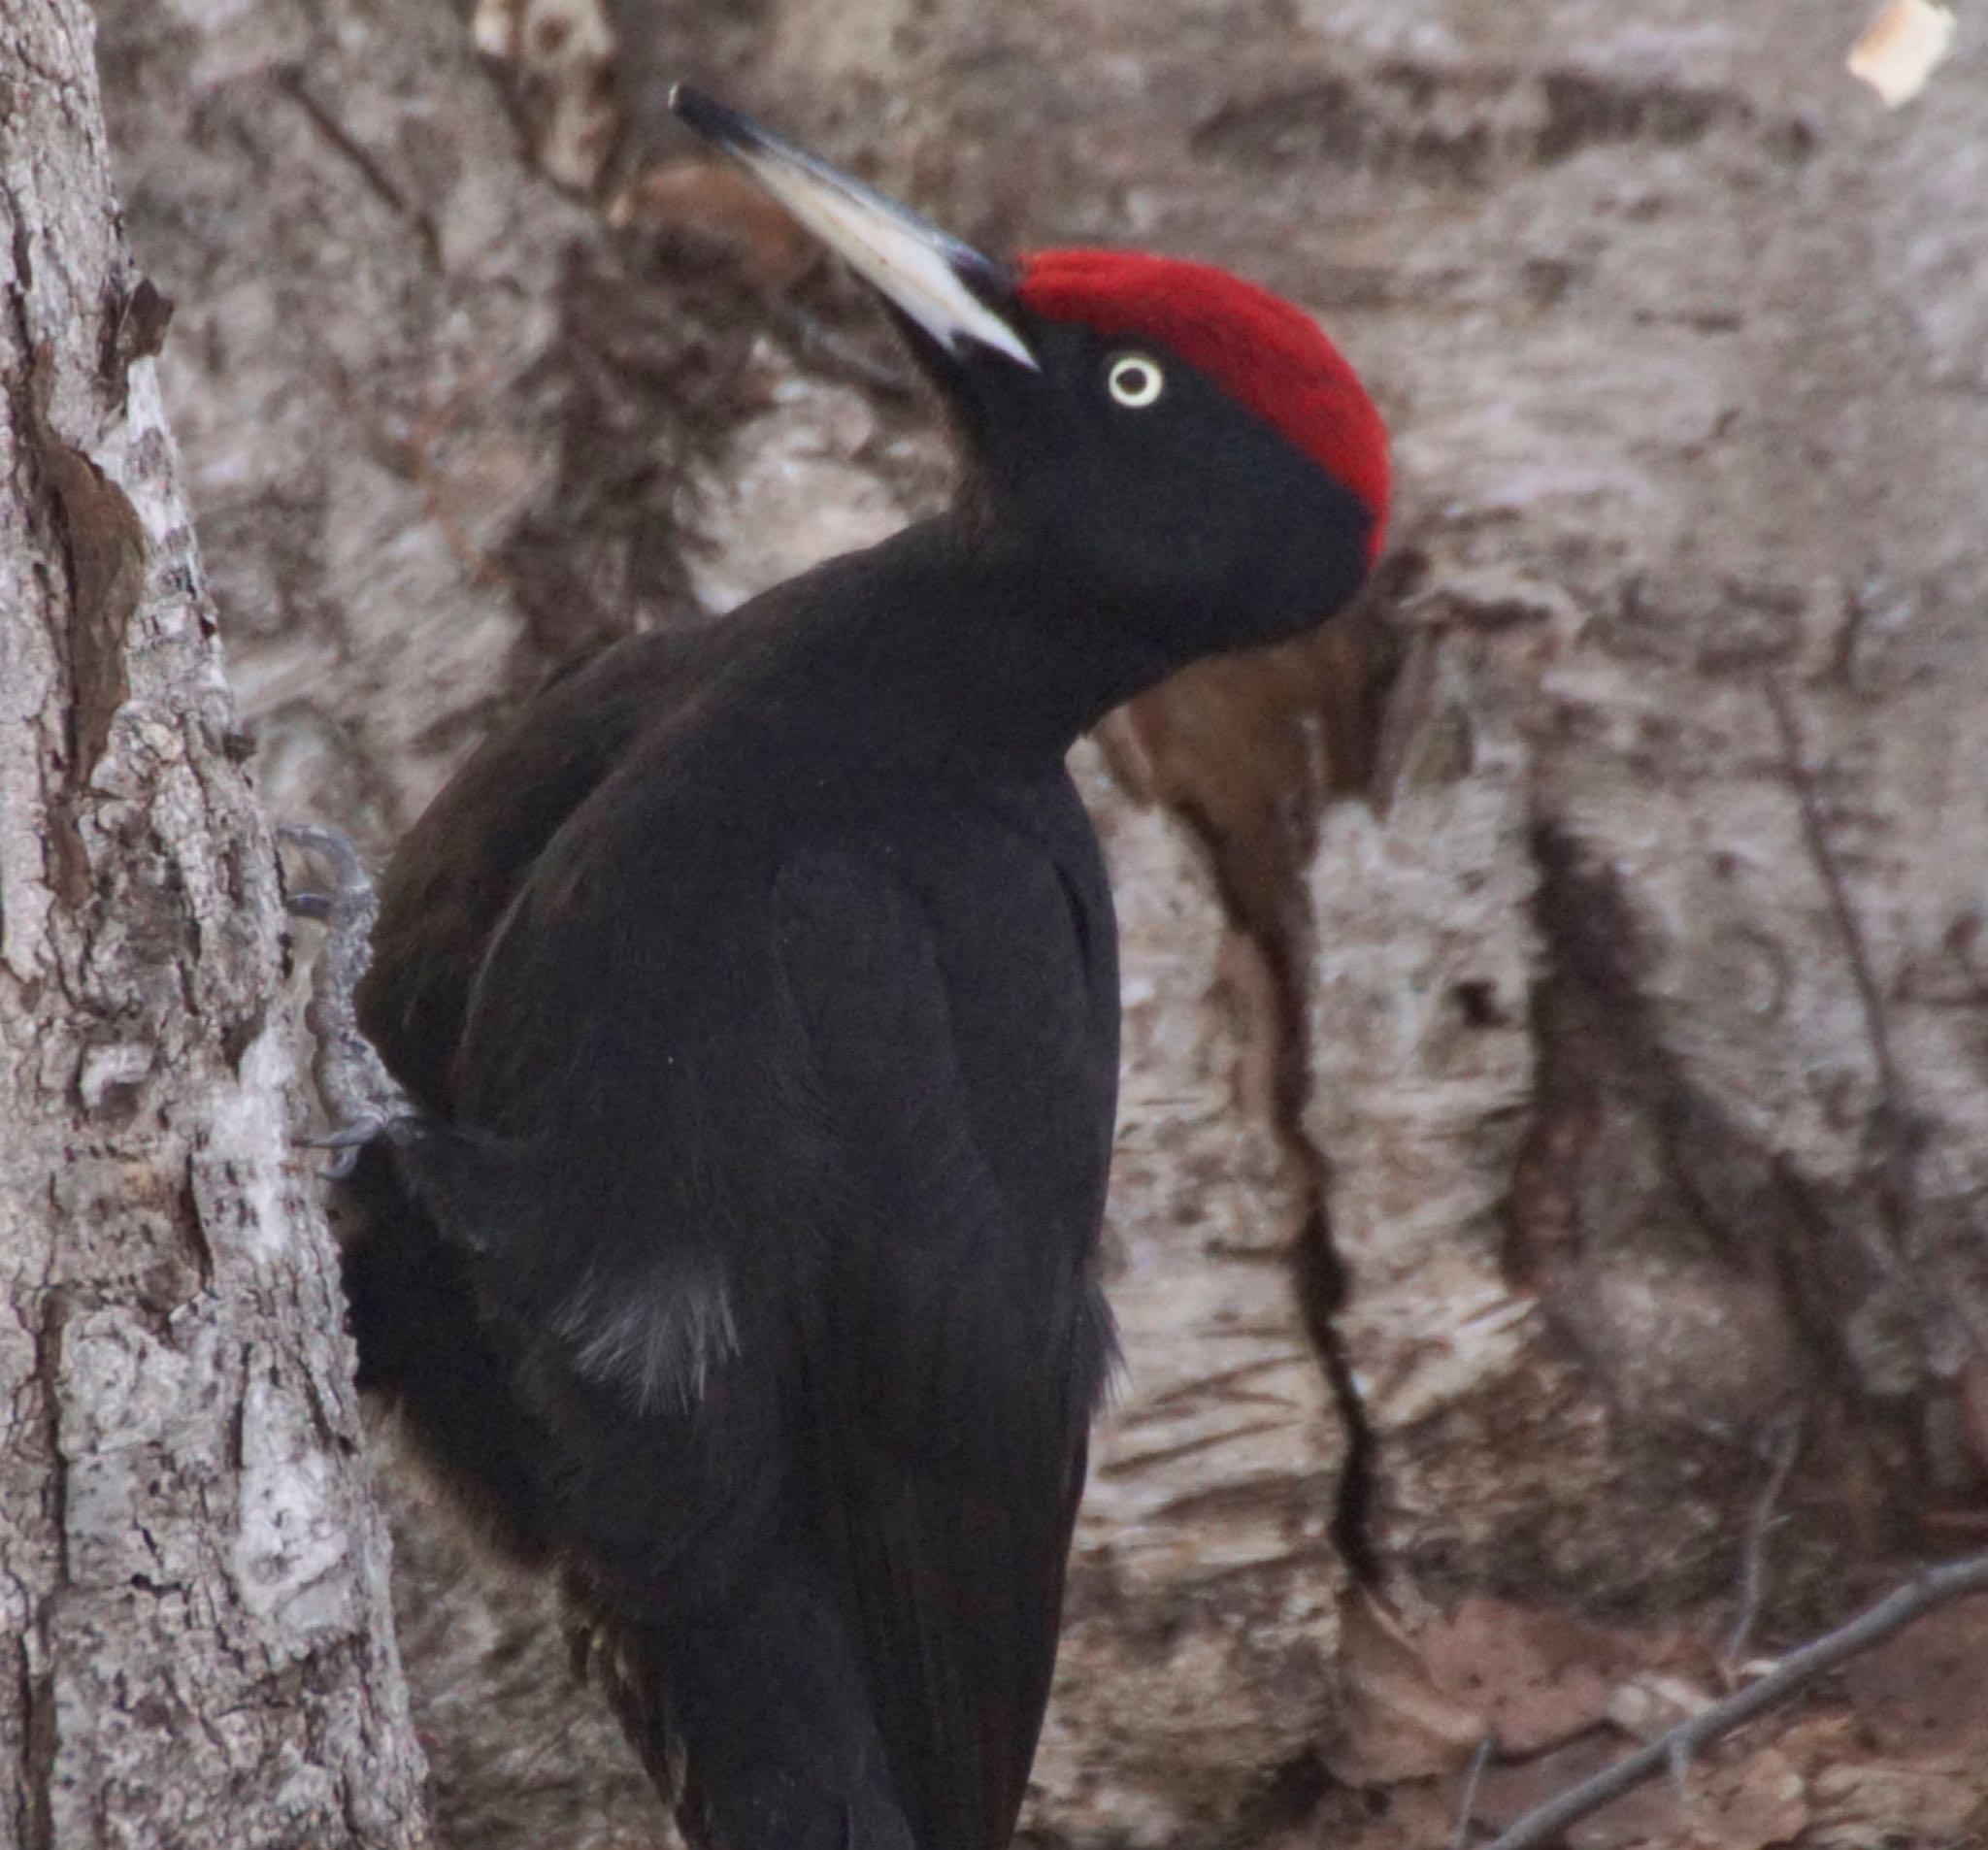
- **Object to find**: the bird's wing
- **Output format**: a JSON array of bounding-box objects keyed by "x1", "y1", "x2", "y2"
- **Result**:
[
  {"x1": 358, "y1": 618, "x2": 728, "y2": 1112},
  {"x1": 403, "y1": 780, "x2": 1115, "y2": 1849},
  {"x1": 773, "y1": 843, "x2": 1115, "y2": 1850}
]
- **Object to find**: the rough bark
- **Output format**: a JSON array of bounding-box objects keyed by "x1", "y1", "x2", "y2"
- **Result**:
[
  {"x1": 0, "y1": 4, "x2": 426, "y2": 1845},
  {"x1": 85, "y1": 0, "x2": 1988, "y2": 1845}
]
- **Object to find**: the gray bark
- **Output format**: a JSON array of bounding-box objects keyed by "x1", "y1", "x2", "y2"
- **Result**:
[
  {"x1": 77, "y1": 0, "x2": 1988, "y2": 1844},
  {"x1": 0, "y1": 3, "x2": 427, "y2": 1845}
]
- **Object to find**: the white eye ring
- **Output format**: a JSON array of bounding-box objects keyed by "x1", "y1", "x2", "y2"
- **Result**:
[{"x1": 1108, "y1": 353, "x2": 1166, "y2": 408}]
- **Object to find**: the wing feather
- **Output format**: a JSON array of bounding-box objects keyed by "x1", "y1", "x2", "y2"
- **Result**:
[{"x1": 777, "y1": 846, "x2": 1112, "y2": 1850}]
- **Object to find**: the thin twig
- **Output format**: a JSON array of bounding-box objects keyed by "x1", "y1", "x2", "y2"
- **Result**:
[
  {"x1": 1722, "y1": 1408, "x2": 1805, "y2": 1669},
  {"x1": 1482, "y1": 1550, "x2": 1988, "y2": 1850},
  {"x1": 1665, "y1": 1730, "x2": 1694, "y2": 1811},
  {"x1": 1451, "y1": 1734, "x2": 1494, "y2": 1850},
  {"x1": 1761, "y1": 676, "x2": 1905, "y2": 1140},
  {"x1": 273, "y1": 68, "x2": 445, "y2": 273}
]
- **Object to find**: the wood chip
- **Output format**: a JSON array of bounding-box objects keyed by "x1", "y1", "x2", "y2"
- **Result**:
[{"x1": 1848, "y1": 0, "x2": 1957, "y2": 108}]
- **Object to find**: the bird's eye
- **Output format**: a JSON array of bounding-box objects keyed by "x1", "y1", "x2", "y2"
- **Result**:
[{"x1": 1107, "y1": 354, "x2": 1165, "y2": 409}]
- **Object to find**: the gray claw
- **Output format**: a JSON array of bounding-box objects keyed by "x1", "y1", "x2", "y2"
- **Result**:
[
  {"x1": 302, "y1": 1119, "x2": 393, "y2": 1151},
  {"x1": 279, "y1": 822, "x2": 372, "y2": 888},
  {"x1": 281, "y1": 821, "x2": 418, "y2": 1170}
]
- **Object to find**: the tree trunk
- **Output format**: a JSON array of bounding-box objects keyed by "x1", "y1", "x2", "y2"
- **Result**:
[
  {"x1": 0, "y1": 4, "x2": 427, "y2": 1845},
  {"x1": 83, "y1": 0, "x2": 1988, "y2": 1845}
]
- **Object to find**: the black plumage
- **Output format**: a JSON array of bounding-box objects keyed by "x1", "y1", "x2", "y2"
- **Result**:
[{"x1": 339, "y1": 89, "x2": 1386, "y2": 1850}]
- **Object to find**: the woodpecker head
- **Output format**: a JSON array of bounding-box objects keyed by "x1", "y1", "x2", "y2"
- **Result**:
[{"x1": 672, "y1": 88, "x2": 1388, "y2": 662}]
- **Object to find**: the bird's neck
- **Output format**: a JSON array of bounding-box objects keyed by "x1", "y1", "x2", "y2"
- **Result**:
[{"x1": 815, "y1": 515, "x2": 1175, "y2": 770}]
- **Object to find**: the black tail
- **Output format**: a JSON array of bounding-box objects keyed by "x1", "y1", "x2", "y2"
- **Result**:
[
  {"x1": 592, "y1": 1578, "x2": 917, "y2": 1850},
  {"x1": 339, "y1": 1144, "x2": 558, "y2": 1564}
]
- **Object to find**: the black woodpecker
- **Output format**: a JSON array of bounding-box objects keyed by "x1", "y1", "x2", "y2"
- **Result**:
[{"x1": 332, "y1": 86, "x2": 1390, "y2": 1850}]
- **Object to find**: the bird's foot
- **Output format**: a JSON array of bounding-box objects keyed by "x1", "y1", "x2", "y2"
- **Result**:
[{"x1": 280, "y1": 824, "x2": 419, "y2": 1176}]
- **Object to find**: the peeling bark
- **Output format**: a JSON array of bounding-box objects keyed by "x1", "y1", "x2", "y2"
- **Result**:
[{"x1": 0, "y1": 5, "x2": 425, "y2": 1845}]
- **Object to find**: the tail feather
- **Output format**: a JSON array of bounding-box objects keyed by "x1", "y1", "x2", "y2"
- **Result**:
[{"x1": 583, "y1": 1579, "x2": 917, "y2": 1850}]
